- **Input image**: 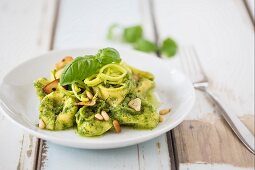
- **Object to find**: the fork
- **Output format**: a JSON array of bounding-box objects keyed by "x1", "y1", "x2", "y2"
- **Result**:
[{"x1": 180, "y1": 47, "x2": 255, "y2": 154}]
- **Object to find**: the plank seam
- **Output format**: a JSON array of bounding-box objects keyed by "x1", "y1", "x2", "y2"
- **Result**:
[
  {"x1": 34, "y1": 0, "x2": 61, "y2": 169},
  {"x1": 171, "y1": 131, "x2": 179, "y2": 170},
  {"x1": 49, "y1": 0, "x2": 61, "y2": 50},
  {"x1": 137, "y1": 145, "x2": 141, "y2": 170},
  {"x1": 17, "y1": 135, "x2": 25, "y2": 170},
  {"x1": 166, "y1": 132, "x2": 178, "y2": 170},
  {"x1": 148, "y1": 0, "x2": 179, "y2": 169},
  {"x1": 34, "y1": 139, "x2": 43, "y2": 170},
  {"x1": 149, "y1": 0, "x2": 161, "y2": 57}
]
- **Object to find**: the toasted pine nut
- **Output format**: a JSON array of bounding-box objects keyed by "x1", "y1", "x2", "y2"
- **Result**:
[
  {"x1": 86, "y1": 90, "x2": 93, "y2": 99},
  {"x1": 101, "y1": 110, "x2": 109, "y2": 121},
  {"x1": 159, "y1": 115, "x2": 164, "y2": 122},
  {"x1": 39, "y1": 119, "x2": 45, "y2": 129},
  {"x1": 113, "y1": 120, "x2": 121, "y2": 133},
  {"x1": 95, "y1": 113, "x2": 103, "y2": 120},
  {"x1": 159, "y1": 108, "x2": 171, "y2": 115},
  {"x1": 128, "y1": 98, "x2": 141, "y2": 111}
]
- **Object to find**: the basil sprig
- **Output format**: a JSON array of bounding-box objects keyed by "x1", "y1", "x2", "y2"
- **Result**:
[
  {"x1": 160, "y1": 38, "x2": 178, "y2": 57},
  {"x1": 107, "y1": 24, "x2": 178, "y2": 57},
  {"x1": 60, "y1": 48, "x2": 121, "y2": 86}
]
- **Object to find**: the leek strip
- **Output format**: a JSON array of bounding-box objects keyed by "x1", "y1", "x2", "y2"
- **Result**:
[
  {"x1": 84, "y1": 74, "x2": 103, "y2": 87},
  {"x1": 99, "y1": 64, "x2": 127, "y2": 82},
  {"x1": 71, "y1": 83, "x2": 89, "y2": 102}
]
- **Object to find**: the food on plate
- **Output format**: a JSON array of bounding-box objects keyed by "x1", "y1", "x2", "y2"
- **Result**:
[{"x1": 34, "y1": 47, "x2": 166, "y2": 137}]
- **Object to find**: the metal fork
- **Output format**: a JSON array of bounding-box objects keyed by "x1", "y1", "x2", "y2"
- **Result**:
[{"x1": 180, "y1": 47, "x2": 255, "y2": 154}]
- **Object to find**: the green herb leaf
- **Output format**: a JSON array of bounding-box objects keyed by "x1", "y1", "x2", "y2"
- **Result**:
[
  {"x1": 96, "y1": 47, "x2": 121, "y2": 65},
  {"x1": 123, "y1": 25, "x2": 143, "y2": 43},
  {"x1": 60, "y1": 48, "x2": 121, "y2": 86},
  {"x1": 133, "y1": 38, "x2": 157, "y2": 53},
  {"x1": 60, "y1": 56, "x2": 100, "y2": 86},
  {"x1": 107, "y1": 24, "x2": 120, "y2": 40},
  {"x1": 160, "y1": 38, "x2": 178, "y2": 57}
]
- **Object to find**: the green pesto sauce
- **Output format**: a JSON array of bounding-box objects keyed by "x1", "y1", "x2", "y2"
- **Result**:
[
  {"x1": 34, "y1": 63, "x2": 160, "y2": 137},
  {"x1": 39, "y1": 91, "x2": 78, "y2": 130},
  {"x1": 111, "y1": 92, "x2": 159, "y2": 129},
  {"x1": 75, "y1": 100, "x2": 113, "y2": 137},
  {"x1": 34, "y1": 78, "x2": 49, "y2": 101},
  {"x1": 145, "y1": 89, "x2": 160, "y2": 108}
]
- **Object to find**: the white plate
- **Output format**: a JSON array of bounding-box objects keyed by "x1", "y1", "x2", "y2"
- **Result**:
[{"x1": 0, "y1": 48, "x2": 195, "y2": 149}]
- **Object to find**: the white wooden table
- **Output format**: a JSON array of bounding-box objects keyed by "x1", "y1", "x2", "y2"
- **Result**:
[{"x1": 0, "y1": 0, "x2": 254, "y2": 170}]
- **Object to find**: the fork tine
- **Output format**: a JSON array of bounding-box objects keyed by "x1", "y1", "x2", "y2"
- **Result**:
[
  {"x1": 179, "y1": 48, "x2": 190, "y2": 75},
  {"x1": 190, "y1": 47, "x2": 207, "y2": 80},
  {"x1": 179, "y1": 46, "x2": 208, "y2": 83},
  {"x1": 187, "y1": 47, "x2": 201, "y2": 80},
  {"x1": 183, "y1": 47, "x2": 198, "y2": 80},
  {"x1": 186, "y1": 47, "x2": 198, "y2": 80},
  {"x1": 180, "y1": 47, "x2": 193, "y2": 78}
]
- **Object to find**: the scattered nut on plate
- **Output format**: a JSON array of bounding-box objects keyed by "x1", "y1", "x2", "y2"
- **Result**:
[
  {"x1": 39, "y1": 119, "x2": 45, "y2": 129},
  {"x1": 128, "y1": 98, "x2": 141, "y2": 111},
  {"x1": 95, "y1": 113, "x2": 104, "y2": 120},
  {"x1": 159, "y1": 115, "x2": 164, "y2": 122},
  {"x1": 159, "y1": 108, "x2": 171, "y2": 115},
  {"x1": 101, "y1": 110, "x2": 110, "y2": 121},
  {"x1": 113, "y1": 120, "x2": 121, "y2": 133}
]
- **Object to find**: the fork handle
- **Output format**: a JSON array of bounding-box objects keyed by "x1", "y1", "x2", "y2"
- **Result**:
[{"x1": 197, "y1": 87, "x2": 255, "y2": 154}]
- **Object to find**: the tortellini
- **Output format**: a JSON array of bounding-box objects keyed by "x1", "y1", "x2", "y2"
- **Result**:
[
  {"x1": 111, "y1": 94, "x2": 159, "y2": 129},
  {"x1": 76, "y1": 106, "x2": 112, "y2": 136},
  {"x1": 39, "y1": 91, "x2": 78, "y2": 130}
]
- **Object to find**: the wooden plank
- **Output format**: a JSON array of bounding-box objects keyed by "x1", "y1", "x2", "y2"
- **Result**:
[
  {"x1": 0, "y1": 0, "x2": 58, "y2": 169},
  {"x1": 152, "y1": 0, "x2": 254, "y2": 169},
  {"x1": 175, "y1": 118, "x2": 254, "y2": 167},
  {"x1": 40, "y1": 0, "x2": 171, "y2": 170}
]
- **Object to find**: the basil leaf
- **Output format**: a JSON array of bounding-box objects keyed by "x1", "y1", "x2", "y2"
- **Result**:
[
  {"x1": 60, "y1": 48, "x2": 121, "y2": 86},
  {"x1": 160, "y1": 38, "x2": 178, "y2": 57},
  {"x1": 133, "y1": 38, "x2": 157, "y2": 53},
  {"x1": 96, "y1": 47, "x2": 121, "y2": 65},
  {"x1": 107, "y1": 24, "x2": 120, "y2": 40},
  {"x1": 123, "y1": 25, "x2": 143, "y2": 43},
  {"x1": 60, "y1": 56, "x2": 100, "y2": 86}
]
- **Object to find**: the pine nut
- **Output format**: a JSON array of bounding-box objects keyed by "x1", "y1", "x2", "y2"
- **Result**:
[
  {"x1": 86, "y1": 90, "x2": 93, "y2": 99},
  {"x1": 159, "y1": 108, "x2": 171, "y2": 115},
  {"x1": 101, "y1": 111, "x2": 109, "y2": 121},
  {"x1": 95, "y1": 113, "x2": 103, "y2": 120},
  {"x1": 159, "y1": 115, "x2": 164, "y2": 122},
  {"x1": 128, "y1": 98, "x2": 141, "y2": 111},
  {"x1": 39, "y1": 119, "x2": 45, "y2": 129},
  {"x1": 113, "y1": 120, "x2": 121, "y2": 133}
]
